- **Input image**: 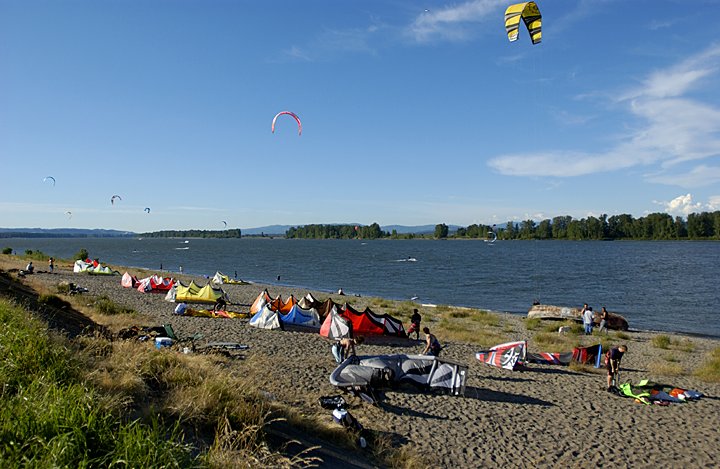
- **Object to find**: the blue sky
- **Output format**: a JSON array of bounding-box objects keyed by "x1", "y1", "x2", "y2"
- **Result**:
[{"x1": 1, "y1": 0, "x2": 719, "y2": 232}]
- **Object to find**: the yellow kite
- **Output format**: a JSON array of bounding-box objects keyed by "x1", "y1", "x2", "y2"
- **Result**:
[{"x1": 505, "y1": 2, "x2": 542, "y2": 45}]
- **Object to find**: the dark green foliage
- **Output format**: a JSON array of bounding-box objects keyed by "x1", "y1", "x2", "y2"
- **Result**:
[
  {"x1": 75, "y1": 248, "x2": 89, "y2": 261},
  {"x1": 434, "y1": 223, "x2": 449, "y2": 239},
  {"x1": 452, "y1": 210, "x2": 720, "y2": 241},
  {"x1": 287, "y1": 223, "x2": 388, "y2": 239},
  {"x1": 140, "y1": 229, "x2": 242, "y2": 238},
  {"x1": 2, "y1": 247, "x2": 12, "y2": 255}
]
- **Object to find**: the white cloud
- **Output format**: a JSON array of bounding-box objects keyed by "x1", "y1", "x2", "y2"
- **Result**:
[
  {"x1": 655, "y1": 194, "x2": 702, "y2": 216},
  {"x1": 708, "y1": 195, "x2": 720, "y2": 210},
  {"x1": 406, "y1": 0, "x2": 505, "y2": 43},
  {"x1": 645, "y1": 165, "x2": 720, "y2": 187},
  {"x1": 489, "y1": 44, "x2": 720, "y2": 187},
  {"x1": 276, "y1": 26, "x2": 380, "y2": 62}
]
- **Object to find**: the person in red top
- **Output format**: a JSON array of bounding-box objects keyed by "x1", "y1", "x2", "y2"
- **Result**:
[{"x1": 606, "y1": 345, "x2": 627, "y2": 391}]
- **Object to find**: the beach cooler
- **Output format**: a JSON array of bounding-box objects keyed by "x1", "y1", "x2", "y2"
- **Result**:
[{"x1": 155, "y1": 337, "x2": 173, "y2": 349}]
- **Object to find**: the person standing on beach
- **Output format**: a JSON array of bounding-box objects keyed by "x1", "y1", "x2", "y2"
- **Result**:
[
  {"x1": 332, "y1": 336, "x2": 364, "y2": 363},
  {"x1": 422, "y1": 327, "x2": 442, "y2": 356},
  {"x1": 407, "y1": 309, "x2": 422, "y2": 340},
  {"x1": 599, "y1": 307, "x2": 609, "y2": 335},
  {"x1": 583, "y1": 306, "x2": 594, "y2": 335},
  {"x1": 48, "y1": 257, "x2": 54, "y2": 272},
  {"x1": 606, "y1": 345, "x2": 627, "y2": 391}
]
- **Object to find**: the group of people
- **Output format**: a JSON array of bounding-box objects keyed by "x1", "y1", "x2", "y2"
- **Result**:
[
  {"x1": 581, "y1": 303, "x2": 610, "y2": 335},
  {"x1": 330, "y1": 308, "x2": 442, "y2": 363}
]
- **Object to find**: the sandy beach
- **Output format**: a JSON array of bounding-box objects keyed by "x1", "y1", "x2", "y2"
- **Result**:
[{"x1": 7, "y1": 260, "x2": 720, "y2": 468}]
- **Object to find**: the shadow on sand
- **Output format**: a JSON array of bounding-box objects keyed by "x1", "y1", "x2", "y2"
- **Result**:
[{"x1": 464, "y1": 386, "x2": 554, "y2": 407}]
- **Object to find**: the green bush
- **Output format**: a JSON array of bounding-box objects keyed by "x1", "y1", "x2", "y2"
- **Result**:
[
  {"x1": 75, "y1": 248, "x2": 89, "y2": 261},
  {"x1": 2, "y1": 247, "x2": 12, "y2": 255},
  {"x1": 92, "y1": 296, "x2": 135, "y2": 316},
  {"x1": 652, "y1": 334, "x2": 672, "y2": 349}
]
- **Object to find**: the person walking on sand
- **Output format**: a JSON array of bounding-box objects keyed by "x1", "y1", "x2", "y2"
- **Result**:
[
  {"x1": 583, "y1": 305, "x2": 595, "y2": 335},
  {"x1": 407, "y1": 308, "x2": 422, "y2": 340},
  {"x1": 48, "y1": 257, "x2": 54, "y2": 272},
  {"x1": 606, "y1": 345, "x2": 627, "y2": 391},
  {"x1": 332, "y1": 336, "x2": 364, "y2": 363},
  {"x1": 599, "y1": 307, "x2": 609, "y2": 335},
  {"x1": 422, "y1": 327, "x2": 442, "y2": 357}
]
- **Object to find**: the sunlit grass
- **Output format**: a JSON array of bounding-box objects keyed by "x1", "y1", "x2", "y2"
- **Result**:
[{"x1": 694, "y1": 347, "x2": 720, "y2": 382}]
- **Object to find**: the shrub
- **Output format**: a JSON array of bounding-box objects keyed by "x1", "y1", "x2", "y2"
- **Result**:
[
  {"x1": 2, "y1": 247, "x2": 12, "y2": 255},
  {"x1": 652, "y1": 334, "x2": 672, "y2": 349},
  {"x1": 694, "y1": 347, "x2": 720, "y2": 382},
  {"x1": 75, "y1": 248, "x2": 89, "y2": 261},
  {"x1": 92, "y1": 296, "x2": 135, "y2": 316}
]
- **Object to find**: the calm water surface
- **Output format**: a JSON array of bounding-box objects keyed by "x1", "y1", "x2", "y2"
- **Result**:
[{"x1": 5, "y1": 238, "x2": 719, "y2": 337}]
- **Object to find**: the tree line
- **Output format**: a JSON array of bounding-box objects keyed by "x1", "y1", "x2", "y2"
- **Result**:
[
  {"x1": 285, "y1": 211, "x2": 720, "y2": 240},
  {"x1": 139, "y1": 229, "x2": 242, "y2": 238}
]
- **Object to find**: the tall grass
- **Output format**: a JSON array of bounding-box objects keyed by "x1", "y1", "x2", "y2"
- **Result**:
[
  {"x1": 0, "y1": 299, "x2": 194, "y2": 467},
  {"x1": 694, "y1": 347, "x2": 720, "y2": 382}
]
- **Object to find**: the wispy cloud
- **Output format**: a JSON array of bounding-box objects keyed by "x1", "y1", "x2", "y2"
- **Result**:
[
  {"x1": 405, "y1": 0, "x2": 505, "y2": 43},
  {"x1": 488, "y1": 44, "x2": 720, "y2": 187},
  {"x1": 276, "y1": 25, "x2": 381, "y2": 63}
]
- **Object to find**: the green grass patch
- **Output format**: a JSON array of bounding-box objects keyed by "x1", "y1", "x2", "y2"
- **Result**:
[
  {"x1": 0, "y1": 299, "x2": 195, "y2": 467},
  {"x1": 92, "y1": 295, "x2": 136, "y2": 316},
  {"x1": 615, "y1": 331, "x2": 631, "y2": 340},
  {"x1": 694, "y1": 347, "x2": 720, "y2": 382},
  {"x1": 524, "y1": 318, "x2": 541, "y2": 330},
  {"x1": 652, "y1": 334, "x2": 672, "y2": 349},
  {"x1": 651, "y1": 334, "x2": 695, "y2": 352},
  {"x1": 647, "y1": 361, "x2": 685, "y2": 377}
]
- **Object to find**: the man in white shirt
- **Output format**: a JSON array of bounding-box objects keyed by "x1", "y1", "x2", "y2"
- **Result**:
[{"x1": 583, "y1": 306, "x2": 595, "y2": 335}]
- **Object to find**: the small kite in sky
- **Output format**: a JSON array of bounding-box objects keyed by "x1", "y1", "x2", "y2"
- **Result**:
[{"x1": 271, "y1": 111, "x2": 302, "y2": 136}]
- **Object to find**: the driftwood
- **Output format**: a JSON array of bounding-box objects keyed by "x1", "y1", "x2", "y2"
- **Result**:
[{"x1": 528, "y1": 304, "x2": 629, "y2": 331}]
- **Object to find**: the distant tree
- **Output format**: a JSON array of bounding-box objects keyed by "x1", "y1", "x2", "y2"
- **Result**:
[
  {"x1": 75, "y1": 248, "x2": 89, "y2": 260},
  {"x1": 434, "y1": 223, "x2": 449, "y2": 239}
]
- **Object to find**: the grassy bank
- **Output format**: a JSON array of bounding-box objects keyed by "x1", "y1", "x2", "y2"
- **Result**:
[{"x1": 0, "y1": 298, "x2": 325, "y2": 467}]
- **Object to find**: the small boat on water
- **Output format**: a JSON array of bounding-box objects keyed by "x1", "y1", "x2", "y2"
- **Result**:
[{"x1": 528, "y1": 304, "x2": 629, "y2": 331}]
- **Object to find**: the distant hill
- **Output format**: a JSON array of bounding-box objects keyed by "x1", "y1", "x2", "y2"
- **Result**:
[
  {"x1": 241, "y1": 225, "x2": 294, "y2": 236},
  {"x1": 0, "y1": 228, "x2": 134, "y2": 238}
]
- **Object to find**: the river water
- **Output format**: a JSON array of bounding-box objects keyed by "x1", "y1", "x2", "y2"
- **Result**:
[{"x1": 4, "y1": 238, "x2": 718, "y2": 337}]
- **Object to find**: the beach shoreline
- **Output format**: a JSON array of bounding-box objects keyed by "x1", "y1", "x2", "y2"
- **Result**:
[{"x1": 3, "y1": 257, "x2": 720, "y2": 467}]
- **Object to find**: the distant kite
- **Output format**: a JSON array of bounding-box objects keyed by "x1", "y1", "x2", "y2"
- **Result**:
[
  {"x1": 221, "y1": 220, "x2": 228, "y2": 228},
  {"x1": 43, "y1": 176, "x2": 56, "y2": 186},
  {"x1": 111, "y1": 195, "x2": 122, "y2": 205},
  {"x1": 65, "y1": 211, "x2": 72, "y2": 219},
  {"x1": 271, "y1": 111, "x2": 302, "y2": 136},
  {"x1": 505, "y1": 2, "x2": 542, "y2": 45},
  {"x1": 144, "y1": 207, "x2": 151, "y2": 214}
]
